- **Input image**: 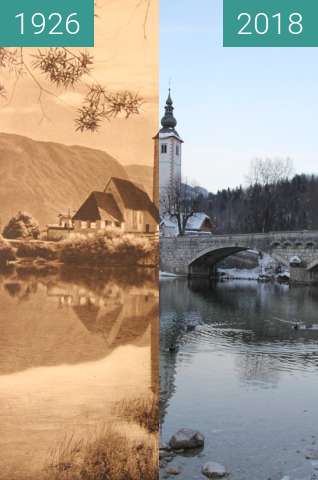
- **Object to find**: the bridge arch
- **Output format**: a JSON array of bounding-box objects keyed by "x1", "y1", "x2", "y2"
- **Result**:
[{"x1": 188, "y1": 245, "x2": 289, "y2": 277}]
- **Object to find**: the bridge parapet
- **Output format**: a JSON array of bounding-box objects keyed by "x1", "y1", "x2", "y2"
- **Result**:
[{"x1": 160, "y1": 231, "x2": 318, "y2": 283}]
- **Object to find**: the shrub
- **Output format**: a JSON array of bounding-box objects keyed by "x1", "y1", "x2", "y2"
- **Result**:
[
  {"x1": 60, "y1": 231, "x2": 158, "y2": 266},
  {"x1": 16, "y1": 242, "x2": 58, "y2": 260},
  {"x1": 0, "y1": 237, "x2": 16, "y2": 266},
  {"x1": 3, "y1": 211, "x2": 40, "y2": 239}
]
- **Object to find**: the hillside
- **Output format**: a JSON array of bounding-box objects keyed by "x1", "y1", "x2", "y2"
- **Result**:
[
  {"x1": 0, "y1": 133, "x2": 129, "y2": 227},
  {"x1": 126, "y1": 164, "x2": 153, "y2": 199}
]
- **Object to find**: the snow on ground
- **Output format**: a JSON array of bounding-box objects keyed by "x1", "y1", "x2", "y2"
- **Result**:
[
  {"x1": 160, "y1": 271, "x2": 181, "y2": 278},
  {"x1": 219, "y1": 253, "x2": 290, "y2": 281}
]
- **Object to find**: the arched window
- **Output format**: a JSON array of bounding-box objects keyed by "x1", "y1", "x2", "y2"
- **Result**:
[{"x1": 161, "y1": 144, "x2": 167, "y2": 154}]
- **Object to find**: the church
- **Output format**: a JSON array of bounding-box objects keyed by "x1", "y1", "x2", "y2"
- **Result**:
[
  {"x1": 47, "y1": 90, "x2": 211, "y2": 241},
  {"x1": 155, "y1": 90, "x2": 213, "y2": 236}
]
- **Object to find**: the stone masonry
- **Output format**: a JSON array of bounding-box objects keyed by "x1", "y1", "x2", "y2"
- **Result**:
[{"x1": 160, "y1": 231, "x2": 318, "y2": 284}]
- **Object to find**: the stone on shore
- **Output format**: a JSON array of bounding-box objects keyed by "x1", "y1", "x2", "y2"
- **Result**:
[
  {"x1": 166, "y1": 465, "x2": 182, "y2": 475},
  {"x1": 201, "y1": 461, "x2": 228, "y2": 478},
  {"x1": 169, "y1": 429, "x2": 205, "y2": 450}
]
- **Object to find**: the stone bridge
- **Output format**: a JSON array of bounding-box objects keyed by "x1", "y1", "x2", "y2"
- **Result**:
[{"x1": 160, "y1": 231, "x2": 318, "y2": 284}]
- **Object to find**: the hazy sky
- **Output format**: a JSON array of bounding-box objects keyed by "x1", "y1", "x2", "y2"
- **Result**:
[
  {"x1": 160, "y1": 0, "x2": 318, "y2": 192},
  {"x1": 0, "y1": 0, "x2": 158, "y2": 167}
]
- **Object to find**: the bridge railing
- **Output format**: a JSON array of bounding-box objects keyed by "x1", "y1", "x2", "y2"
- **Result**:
[{"x1": 165, "y1": 230, "x2": 318, "y2": 240}]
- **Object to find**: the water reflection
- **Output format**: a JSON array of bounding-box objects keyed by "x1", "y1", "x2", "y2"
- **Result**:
[
  {"x1": 0, "y1": 267, "x2": 158, "y2": 480},
  {"x1": 160, "y1": 278, "x2": 318, "y2": 480}
]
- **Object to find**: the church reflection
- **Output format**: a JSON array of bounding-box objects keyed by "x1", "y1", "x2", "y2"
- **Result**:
[
  {"x1": 0, "y1": 268, "x2": 159, "y2": 393},
  {"x1": 47, "y1": 282, "x2": 156, "y2": 347}
]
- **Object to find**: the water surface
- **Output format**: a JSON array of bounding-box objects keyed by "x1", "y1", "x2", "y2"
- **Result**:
[
  {"x1": 0, "y1": 266, "x2": 158, "y2": 480},
  {"x1": 160, "y1": 279, "x2": 318, "y2": 480}
]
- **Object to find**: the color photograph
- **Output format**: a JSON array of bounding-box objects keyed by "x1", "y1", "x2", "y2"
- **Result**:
[{"x1": 159, "y1": 1, "x2": 318, "y2": 479}]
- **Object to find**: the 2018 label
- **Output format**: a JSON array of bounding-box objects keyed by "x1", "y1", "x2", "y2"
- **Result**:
[
  {"x1": 237, "y1": 12, "x2": 303, "y2": 36},
  {"x1": 223, "y1": 0, "x2": 318, "y2": 47}
]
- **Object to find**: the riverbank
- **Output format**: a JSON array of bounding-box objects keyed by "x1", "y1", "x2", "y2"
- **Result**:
[
  {"x1": 44, "y1": 395, "x2": 158, "y2": 480},
  {"x1": 1, "y1": 232, "x2": 159, "y2": 270}
]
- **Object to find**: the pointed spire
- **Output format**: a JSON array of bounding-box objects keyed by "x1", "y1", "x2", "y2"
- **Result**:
[{"x1": 161, "y1": 89, "x2": 177, "y2": 129}]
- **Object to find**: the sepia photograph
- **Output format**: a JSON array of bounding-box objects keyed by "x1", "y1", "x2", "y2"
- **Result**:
[{"x1": 0, "y1": 1, "x2": 159, "y2": 479}]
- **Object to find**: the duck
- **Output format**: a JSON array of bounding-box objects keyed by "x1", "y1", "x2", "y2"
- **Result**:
[{"x1": 168, "y1": 343, "x2": 179, "y2": 353}]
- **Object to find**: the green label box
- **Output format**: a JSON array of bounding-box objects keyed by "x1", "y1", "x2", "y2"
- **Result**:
[
  {"x1": 224, "y1": 0, "x2": 318, "y2": 47},
  {"x1": 0, "y1": 0, "x2": 94, "y2": 47}
]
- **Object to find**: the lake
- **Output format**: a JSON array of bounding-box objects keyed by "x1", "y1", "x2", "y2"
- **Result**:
[
  {"x1": 160, "y1": 278, "x2": 318, "y2": 480},
  {"x1": 0, "y1": 266, "x2": 158, "y2": 480}
]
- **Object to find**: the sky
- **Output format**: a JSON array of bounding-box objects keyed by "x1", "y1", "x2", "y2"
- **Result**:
[
  {"x1": 0, "y1": 0, "x2": 158, "y2": 167},
  {"x1": 160, "y1": 0, "x2": 318, "y2": 192}
]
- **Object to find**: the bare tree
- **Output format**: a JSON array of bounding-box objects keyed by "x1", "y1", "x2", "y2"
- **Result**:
[
  {"x1": 245, "y1": 158, "x2": 294, "y2": 233},
  {"x1": 161, "y1": 181, "x2": 199, "y2": 236},
  {"x1": 246, "y1": 157, "x2": 293, "y2": 186}
]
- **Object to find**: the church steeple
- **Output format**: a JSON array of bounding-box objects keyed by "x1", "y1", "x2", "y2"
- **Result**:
[
  {"x1": 161, "y1": 89, "x2": 177, "y2": 130},
  {"x1": 153, "y1": 87, "x2": 183, "y2": 211}
]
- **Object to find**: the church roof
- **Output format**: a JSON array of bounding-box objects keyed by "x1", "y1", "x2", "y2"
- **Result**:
[
  {"x1": 108, "y1": 177, "x2": 160, "y2": 222},
  {"x1": 72, "y1": 191, "x2": 124, "y2": 222},
  {"x1": 154, "y1": 89, "x2": 183, "y2": 142},
  {"x1": 161, "y1": 89, "x2": 177, "y2": 129}
]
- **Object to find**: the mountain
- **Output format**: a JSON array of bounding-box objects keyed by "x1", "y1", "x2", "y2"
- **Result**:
[
  {"x1": 126, "y1": 164, "x2": 154, "y2": 199},
  {"x1": 0, "y1": 133, "x2": 129, "y2": 227}
]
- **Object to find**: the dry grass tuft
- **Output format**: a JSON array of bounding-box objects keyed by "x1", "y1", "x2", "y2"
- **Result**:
[
  {"x1": 115, "y1": 394, "x2": 159, "y2": 433},
  {"x1": 44, "y1": 426, "x2": 158, "y2": 480}
]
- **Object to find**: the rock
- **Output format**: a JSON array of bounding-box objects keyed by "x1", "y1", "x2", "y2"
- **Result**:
[
  {"x1": 166, "y1": 465, "x2": 182, "y2": 476},
  {"x1": 201, "y1": 462, "x2": 228, "y2": 478},
  {"x1": 160, "y1": 459, "x2": 168, "y2": 469},
  {"x1": 160, "y1": 442, "x2": 171, "y2": 451},
  {"x1": 169, "y1": 429, "x2": 205, "y2": 450},
  {"x1": 160, "y1": 450, "x2": 175, "y2": 460},
  {"x1": 305, "y1": 448, "x2": 318, "y2": 460}
]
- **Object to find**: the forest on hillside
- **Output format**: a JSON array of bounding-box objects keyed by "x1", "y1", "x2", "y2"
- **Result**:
[{"x1": 195, "y1": 174, "x2": 318, "y2": 234}]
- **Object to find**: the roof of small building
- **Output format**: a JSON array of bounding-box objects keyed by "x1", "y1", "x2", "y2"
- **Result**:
[
  {"x1": 186, "y1": 213, "x2": 212, "y2": 230},
  {"x1": 108, "y1": 177, "x2": 160, "y2": 222},
  {"x1": 72, "y1": 191, "x2": 124, "y2": 222},
  {"x1": 160, "y1": 212, "x2": 212, "y2": 236}
]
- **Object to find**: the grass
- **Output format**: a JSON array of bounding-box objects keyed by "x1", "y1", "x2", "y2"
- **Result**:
[
  {"x1": 44, "y1": 427, "x2": 158, "y2": 480},
  {"x1": 115, "y1": 394, "x2": 159, "y2": 433},
  {"x1": 43, "y1": 395, "x2": 159, "y2": 480}
]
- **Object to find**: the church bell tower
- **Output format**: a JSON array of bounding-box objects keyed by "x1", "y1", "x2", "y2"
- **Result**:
[{"x1": 153, "y1": 89, "x2": 183, "y2": 210}]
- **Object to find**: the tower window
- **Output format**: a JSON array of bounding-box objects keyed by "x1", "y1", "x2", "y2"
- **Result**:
[
  {"x1": 176, "y1": 145, "x2": 180, "y2": 155},
  {"x1": 161, "y1": 144, "x2": 167, "y2": 154}
]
